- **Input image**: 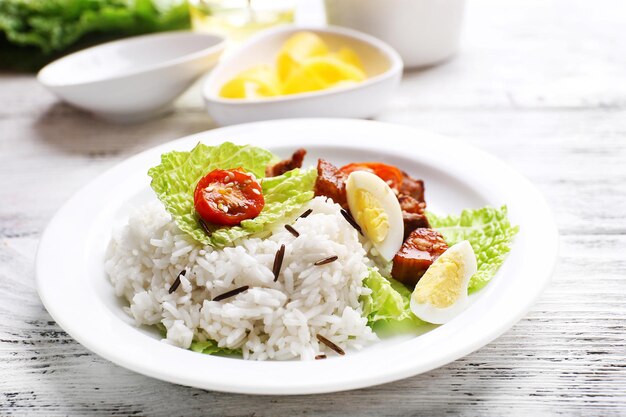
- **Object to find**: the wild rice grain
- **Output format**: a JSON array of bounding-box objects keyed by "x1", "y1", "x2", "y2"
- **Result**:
[
  {"x1": 212, "y1": 285, "x2": 250, "y2": 302},
  {"x1": 340, "y1": 209, "x2": 362, "y2": 235},
  {"x1": 168, "y1": 270, "x2": 186, "y2": 294},
  {"x1": 314, "y1": 256, "x2": 338, "y2": 266},
  {"x1": 198, "y1": 217, "x2": 212, "y2": 236},
  {"x1": 315, "y1": 354, "x2": 327, "y2": 360},
  {"x1": 299, "y1": 208, "x2": 313, "y2": 218},
  {"x1": 316, "y1": 334, "x2": 345, "y2": 355},
  {"x1": 273, "y1": 244, "x2": 286, "y2": 282},
  {"x1": 284, "y1": 224, "x2": 300, "y2": 237}
]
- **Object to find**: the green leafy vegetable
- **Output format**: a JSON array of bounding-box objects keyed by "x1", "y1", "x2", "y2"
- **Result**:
[
  {"x1": 428, "y1": 205, "x2": 519, "y2": 293},
  {"x1": 148, "y1": 141, "x2": 317, "y2": 248},
  {"x1": 361, "y1": 268, "x2": 426, "y2": 334},
  {"x1": 157, "y1": 323, "x2": 239, "y2": 356},
  {"x1": 190, "y1": 340, "x2": 241, "y2": 357},
  {"x1": 363, "y1": 205, "x2": 517, "y2": 334},
  {"x1": 155, "y1": 322, "x2": 167, "y2": 336},
  {"x1": 0, "y1": 0, "x2": 190, "y2": 71},
  {"x1": 207, "y1": 168, "x2": 317, "y2": 247}
]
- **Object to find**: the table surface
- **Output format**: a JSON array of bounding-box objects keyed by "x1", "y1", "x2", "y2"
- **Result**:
[{"x1": 2, "y1": 0, "x2": 626, "y2": 415}]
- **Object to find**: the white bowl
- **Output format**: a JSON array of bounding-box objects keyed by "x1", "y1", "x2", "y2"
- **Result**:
[
  {"x1": 325, "y1": 0, "x2": 465, "y2": 68},
  {"x1": 202, "y1": 25, "x2": 403, "y2": 126},
  {"x1": 38, "y1": 31, "x2": 226, "y2": 123}
]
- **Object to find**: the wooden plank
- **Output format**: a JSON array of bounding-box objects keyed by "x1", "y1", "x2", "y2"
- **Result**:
[{"x1": 0, "y1": 234, "x2": 625, "y2": 415}]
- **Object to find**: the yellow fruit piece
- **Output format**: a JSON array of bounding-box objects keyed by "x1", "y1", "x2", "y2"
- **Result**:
[
  {"x1": 219, "y1": 32, "x2": 368, "y2": 99},
  {"x1": 301, "y1": 56, "x2": 366, "y2": 86},
  {"x1": 332, "y1": 47, "x2": 365, "y2": 72},
  {"x1": 219, "y1": 65, "x2": 281, "y2": 99},
  {"x1": 282, "y1": 56, "x2": 366, "y2": 95},
  {"x1": 281, "y1": 67, "x2": 326, "y2": 95},
  {"x1": 277, "y1": 52, "x2": 299, "y2": 83},
  {"x1": 277, "y1": 32, "x2": 329, "y2": 81}
]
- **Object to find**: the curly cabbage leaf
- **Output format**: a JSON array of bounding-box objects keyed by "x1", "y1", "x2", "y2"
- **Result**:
[
  {"x1": 428, "y1": 205, "x2": 519, "y2": 293},
  {"x1": 0, "y1": 0, "x2": 190, "y2": 71},
  {"x1": 206, "y1": 168, "x2": 317, "y2": 247},
  {"x1": 363, "y1": 205, "x2": 517, "y2": 333},
  {"x1": 190, "y1": 340, "x2": 241, "y2": 357},
  {"x1": 148, "y1": 141, "x2": 316, "y2": 248},
  {"x1": 361, "y1": 268, "x2": 426, "y2": 334}
]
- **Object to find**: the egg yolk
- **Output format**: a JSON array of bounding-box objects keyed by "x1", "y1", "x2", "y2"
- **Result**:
[
  {"x1": 414, "y1": 254, "x2": 464, "y2": 308},
  {"x1": 353, "y1": 189, "x2": 389, "y2": 244}
]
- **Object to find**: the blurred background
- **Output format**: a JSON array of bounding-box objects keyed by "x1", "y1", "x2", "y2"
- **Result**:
[
  {"x1": 1, "y1": 0, "x2": 469, "y2": 124},
  {"x1": 0, "y1": 0, "x2": 463, "y2": 71},
  {"x1": 0, "y1": 0, "x2": 190, "y2": 71},
  {"x1": 0, "y1": 0, "x2": 299, "y2": 71}
]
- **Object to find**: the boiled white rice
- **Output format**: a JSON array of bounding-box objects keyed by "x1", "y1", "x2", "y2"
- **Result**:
[{"x1": 105, "y1": 196, "x2": 378, "y2": 360}]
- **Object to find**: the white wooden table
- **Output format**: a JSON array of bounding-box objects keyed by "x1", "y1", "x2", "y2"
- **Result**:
[{"x1": 2, "y1": 0, "x2": 626, "y2": 414}]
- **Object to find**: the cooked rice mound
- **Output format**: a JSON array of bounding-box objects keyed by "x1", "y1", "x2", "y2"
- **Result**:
[{"x1": 105, "y1": 197, "x2": 378, "y2": 360}]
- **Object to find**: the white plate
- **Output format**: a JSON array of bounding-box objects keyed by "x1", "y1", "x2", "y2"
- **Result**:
[{"x1": 36, "y1": 119, "x2": 558, "y2": 395}]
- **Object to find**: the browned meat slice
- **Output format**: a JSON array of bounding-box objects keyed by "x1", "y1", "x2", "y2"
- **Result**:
[
  {"x1": 399, "y1": 195, "x2": 430, "y2": 238},
  {"x1": 265, "y1": 148, "x2": 307, "y2": 177},
  {"x1": 314, "y1": 158, "x2": 348, "y2": 207},
  {"x1": 391, "y1": 228, "x2": 448, "y2": 288},
  {"x1": 312, "y1": 161, "x2": 430, "y2": 235},
  {"x1": 399, "y1": 171, "x2": 425, "y2": 203},
  {"x1": 402, "y1": 212, "x2": 431, "y2": 240},
  {"x1": 399, "y1": 195, "x2": 426, "y2": 215}
]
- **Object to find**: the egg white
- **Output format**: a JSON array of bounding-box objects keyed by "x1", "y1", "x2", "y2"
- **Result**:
[
  {"x1": 345, "y1": 170, "x2": 404, "y2": 261},
  {"x1": 410, "y1": 240, "x2": 478, "y2": 324}
]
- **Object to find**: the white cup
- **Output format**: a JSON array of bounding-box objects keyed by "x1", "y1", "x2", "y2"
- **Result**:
[{"x1": 324, "y1": 0, "x2": 465, "y2": 68}]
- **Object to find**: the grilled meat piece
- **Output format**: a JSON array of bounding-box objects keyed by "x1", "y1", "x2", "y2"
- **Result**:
[
  {"x1": 399, "y1": 171, "x2": 425, "y2": 203},
  {"x1": 314, "y1": 158, "x2": 348, "y2": 207},
  {"x1": 399, "y1": 195, "x2": 426, "y2": 215},
  {"x1": 399, "y1": 195, "x2": 430, "y2": 238},
  {"x1": 402, "y1": 212, "x2": 431, "y2": 240},
  {"x1": 312, "y1": 160, "x2": 430, "y2": 238},
  {"x1": 265, "y1": 148, "x2": 307, "y2": 177},
  {"x1": 391, "y1": 228, "x2": 448, "y2": 288}
]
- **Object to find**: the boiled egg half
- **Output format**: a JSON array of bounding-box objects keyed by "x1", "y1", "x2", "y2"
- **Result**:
[
  {"x1": 410, "y1": 240, "x2": 477, "y2": 324},
  {"x1": 345, "y1": 171, "x2": 404, "y2": 260}
]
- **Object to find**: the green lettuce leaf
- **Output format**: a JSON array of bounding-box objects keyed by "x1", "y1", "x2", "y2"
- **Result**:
[
  {"x1": 157, "y1": 324, "x2": 240, "y2": 356},
  {"x1": 0, "y1": 0, "x2": 190, "y2": 71},
  {"x1": 361, "y1": 268, "x2": 426, "y2": 334},
  {"x1": 190, "y1": 340, "x2": 241, "y2": 357},
  {"x1": 207, "y1": 168, "x2": 317, "y2": 247},
  {"x1": 428, "y1": 205, "x2": 519, "y2": 293},
  {"x1": 148, "y1": 141, "x2": 316, "y2": 248},
  {"x1": 362, "y1": 205, "x2": 517, "y2": 334},
  {"x1": 156, "y1": 323, "x2": 239, "y2": 356}
]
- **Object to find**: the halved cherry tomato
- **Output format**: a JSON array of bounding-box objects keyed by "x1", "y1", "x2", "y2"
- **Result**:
[
  {"x1": 339, "y1": 162, "x2": 404, "y2": 190},
  {"x1": 194, "y1": 169, "x2": 264, "y2": 226}
]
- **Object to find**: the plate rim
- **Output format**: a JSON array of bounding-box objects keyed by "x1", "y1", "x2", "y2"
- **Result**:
[{"x1": 36, "y1": 118, "x2": 559, "y2": 395}]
